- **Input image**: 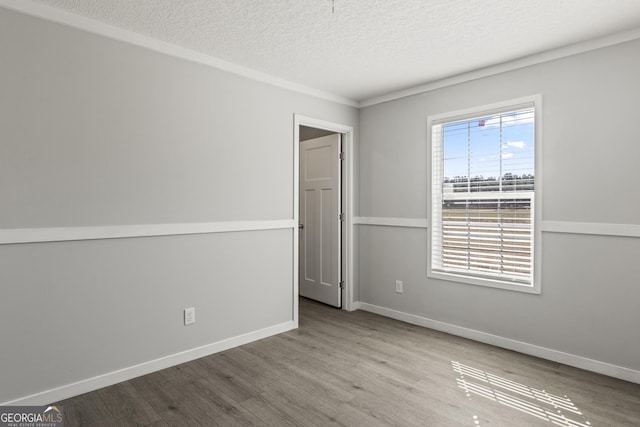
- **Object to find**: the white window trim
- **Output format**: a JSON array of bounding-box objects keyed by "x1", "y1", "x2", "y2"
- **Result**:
[{"x1": 427, "y1": 95, "x2": 543, "y2": 294}]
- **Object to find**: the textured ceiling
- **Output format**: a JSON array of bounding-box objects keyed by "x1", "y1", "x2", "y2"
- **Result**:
[{"x1": 24, "y1": 0, "x2": 640, "y2": 102}]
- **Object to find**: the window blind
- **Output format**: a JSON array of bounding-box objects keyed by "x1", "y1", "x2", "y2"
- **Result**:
[{"x1": 431, "y1": 106, "x2": 535, "y2": 285}]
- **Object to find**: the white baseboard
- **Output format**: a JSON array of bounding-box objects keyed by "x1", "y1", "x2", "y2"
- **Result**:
[
  {"x1": 357, "y1": 302, "x2": 640, "y2": 384},
  {"x1": 350, "y1": 301, "x2": 363, "y2": 311},
  {"x1": 2, "y1": 321, "x2": 296, "y2": 406}
]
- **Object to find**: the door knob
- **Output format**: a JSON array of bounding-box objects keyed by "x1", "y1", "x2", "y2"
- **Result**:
[{"x1": 299, "y1": 224, "x2": 304, "y2": 229}]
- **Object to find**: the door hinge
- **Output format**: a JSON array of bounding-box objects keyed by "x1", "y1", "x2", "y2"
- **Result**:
[
  {"x1": 339, "y1": 213, "x2": 345, "y2": 221},
  {"x1": 339, "y1": 281, "x2": 345, "y2": 289},
  {"x1": 339, "y1": 152, "x2": 344, "y2": 160}
]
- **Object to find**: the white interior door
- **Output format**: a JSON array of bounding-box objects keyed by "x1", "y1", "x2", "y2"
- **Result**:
[{"x1": 299, "y1": 133, "x2": 341, "y2": 307}]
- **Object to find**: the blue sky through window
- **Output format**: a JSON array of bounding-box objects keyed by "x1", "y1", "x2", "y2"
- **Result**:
[{"x1": 442, "y1": 108, "x2": 534, "y2": 182}]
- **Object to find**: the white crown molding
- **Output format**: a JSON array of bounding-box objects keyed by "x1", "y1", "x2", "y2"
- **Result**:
[
  {"x1": 2, "y1": 320, "x2": 295, "y2": 406},
  {"x1": 3, "y1": 1, "x2": 639, "y2": 110},
  {"x1": 0, "y1": 220, "x2": 295, "y2": 245},
  {"x1": 358, "y1": 302, "x2": 640, "y2": 385},
  {"x1": 0, "y1": 0, "x2": 359, "y2": 108},
  {"x1": 360, "y1": 27, "x2": 640, "y2": 107}
]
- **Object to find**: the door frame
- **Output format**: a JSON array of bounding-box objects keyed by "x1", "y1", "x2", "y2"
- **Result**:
[{"x1": 293, "y1": 115, "x2": 354, "y2": 325}]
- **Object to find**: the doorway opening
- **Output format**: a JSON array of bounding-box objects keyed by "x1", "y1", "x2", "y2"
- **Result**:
[
  {"x1": 299, "y1": 129, "x2": 342, "y2": 308},
  {"x1": 293, "y1": 115, "x2": 354, "y2": 326}
]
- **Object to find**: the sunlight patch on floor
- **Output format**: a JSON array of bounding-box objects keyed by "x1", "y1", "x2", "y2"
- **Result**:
[{"x1": 452, "y1": 361, "x2": 592, "y2": 427}]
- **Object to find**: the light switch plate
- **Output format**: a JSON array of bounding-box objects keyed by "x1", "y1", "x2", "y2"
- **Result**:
[{"x1": 184, "y1": 307, "x2": 195, "y2": 325}]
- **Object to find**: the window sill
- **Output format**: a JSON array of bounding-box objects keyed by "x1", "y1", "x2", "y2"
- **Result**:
[{"x1": 427, "y1": 270, "x2": 541, "y2": 294}]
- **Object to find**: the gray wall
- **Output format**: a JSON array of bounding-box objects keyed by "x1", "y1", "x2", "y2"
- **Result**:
[
  {"x1": 0, "y1": 8, "x2": 358, "y2": 403},
  {"x1": 358, "y1": 39, "x2": 640, "y2": 372},
  {"x1": 2, "y1": 3, "x2": 638, "y2": 404}
]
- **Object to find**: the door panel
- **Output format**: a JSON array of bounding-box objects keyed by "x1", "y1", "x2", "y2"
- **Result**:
[
  {"x1": 303, "y1": 189, "x2": 316, "y2": 282},
  {"x1": 299, "y1": 134, "x2": 341, "y2": 307},
  {"x1": 320, "y1": 188, "x2": 333, "y2": 286}
]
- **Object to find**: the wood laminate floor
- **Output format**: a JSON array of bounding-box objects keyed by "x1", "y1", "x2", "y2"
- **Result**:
[{"x1": 56, "y1": 298, "x2": 640, "y2": 426}]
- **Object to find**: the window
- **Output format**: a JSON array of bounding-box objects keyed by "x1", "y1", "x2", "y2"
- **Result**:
[{"x1": 428, "y1": 96, "x2": 541, "y2": 293}]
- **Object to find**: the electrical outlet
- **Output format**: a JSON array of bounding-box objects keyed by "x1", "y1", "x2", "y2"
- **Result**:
[
  {"x1": 395, "y1": 280, "x2": 403, "y2": 294},
  {"x1": 184, "y1": 307, "x2": 195, "y2": 325}
]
